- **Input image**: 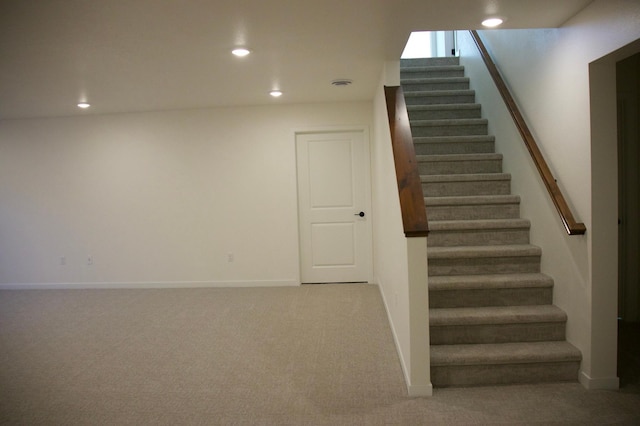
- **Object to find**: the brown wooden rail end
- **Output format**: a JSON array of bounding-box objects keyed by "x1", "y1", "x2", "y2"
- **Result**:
[{"x1": 384, "y1": 85, "x2": 429, "y2": 238}]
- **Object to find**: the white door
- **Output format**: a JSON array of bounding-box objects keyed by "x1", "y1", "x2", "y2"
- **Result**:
[{"x1": 296, "y1": 131, "x2": 372, "y2": 283}]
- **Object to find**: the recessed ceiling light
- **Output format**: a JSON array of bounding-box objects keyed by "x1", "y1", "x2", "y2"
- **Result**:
[
  {"x1": 77, "y1": 102, "x2": 91, "y2": 109},
  {"x1": 482, "y1": 18, "x2": 504, "y2": 28},
  {"x1": 269, "y1": 90, "x2": 283, "y2": 98},
  {"x1": 232, "y1": 48, "x2": 251, "y2": 57}
]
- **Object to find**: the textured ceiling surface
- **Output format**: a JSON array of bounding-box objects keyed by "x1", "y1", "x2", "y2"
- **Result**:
[{"x1": 0, "y1": 0, "x2": 593, "y2": 119}]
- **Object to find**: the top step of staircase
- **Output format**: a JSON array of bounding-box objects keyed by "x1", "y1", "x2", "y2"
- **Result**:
[{"x1": 401, "y1": 57, "x2": 460, "y2": 68}]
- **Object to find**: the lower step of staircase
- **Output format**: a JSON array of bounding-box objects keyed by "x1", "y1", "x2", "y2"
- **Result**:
[
  {"x1": 431, "y1": 341, "x2": 582, "y2": 387},
  {"x1": 430, "y1": 305, "x2": 567, "y2": 345},
  {"x1": 426, "y1": 195, "x2": 521, "y2": 221},
  {"x1": 428, "y1": 244, "x2": 542, "y2": 276},
  {"x1": 429, "y1": 273, "x2": 553, "y2": 308}
]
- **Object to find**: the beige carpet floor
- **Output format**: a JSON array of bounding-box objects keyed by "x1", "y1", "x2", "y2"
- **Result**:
[{"x1": 1, "y1": 284, "x2": 639, "y2": 425}]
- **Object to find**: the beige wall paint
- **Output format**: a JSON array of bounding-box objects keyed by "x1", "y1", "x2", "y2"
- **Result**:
[
  {"x1": 457, "y1": 0, "x2": 640, "y2": 389},
  {"x1": 0, "y1": 102, "x2": 372, "y2": 287}
]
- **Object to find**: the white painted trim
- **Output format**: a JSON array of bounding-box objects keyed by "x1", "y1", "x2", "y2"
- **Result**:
[
  {"x1": 376, "y1": 280, "x2": 412, "y2": 394},
  {"x1": 578, "y1": 371, "x2": 620, "y2": 390},
  {"x1": 408, "y1": 384, "x2": 433, "y2": 397},
  {"x1": 0, "y1": 279, "x2": 300, "y2": 290}
]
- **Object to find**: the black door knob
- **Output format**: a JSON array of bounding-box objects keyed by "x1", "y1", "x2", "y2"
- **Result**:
[{"x1": 355, "y1": 211, "x2": 365, "y2": 217}]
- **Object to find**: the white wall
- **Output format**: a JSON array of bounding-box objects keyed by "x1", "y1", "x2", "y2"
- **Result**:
[
  {"x1": 0, "y1": 102, "x2": 372, "y2": 288},
  {"x1": 457, "y1": 0, "x2": 640, "y2": 389},
  {"x1": 371, "y1": 61, "x2": 431, "y2": 396}
]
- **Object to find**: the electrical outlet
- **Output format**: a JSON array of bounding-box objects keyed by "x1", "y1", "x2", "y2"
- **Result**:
[
  {"x1": 227, "y1": 252, "x2": 234, "y2": 262},
  {"x1": 87, "y1": 255, "x2": 93, "y2": 266}
]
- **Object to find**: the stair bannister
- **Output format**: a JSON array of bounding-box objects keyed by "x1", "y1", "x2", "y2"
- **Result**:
[
  {"x1": 384, "y1": 85, "x2": 429, "y2": 237},
  {"x1": 470, "y1": 30, "x2": 586, "y2": 236}
]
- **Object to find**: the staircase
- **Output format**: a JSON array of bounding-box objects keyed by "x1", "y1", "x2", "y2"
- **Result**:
[{"x1": 400, "y1": 57, "x2": 582, "y2": 387}]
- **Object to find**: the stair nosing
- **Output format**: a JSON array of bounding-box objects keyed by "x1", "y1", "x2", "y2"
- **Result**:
[
  {"x1": 413, "y1": 135, "x2": 495, "y2": 143},
  {"x1": 425, "y1": 195, "x2": 520, "y2": 206},
  {"x1": 429, "y1": 305, "x2": 567, "y2": 326},
  {"x1": 428, "y1": 273, "x2": 553, "y2": 291},
  {"x1": 407, "y1": 104, "x2": 480, "y2": 111},
  {"x1": 427, "y1": 244, "x2": 542, "y2": 259},
  {"x1": 421, "y1": 173, "x2": 511, "y2": 183},
  {"x1": 402, "y1": 77, "x2": 470, "y2": 84},
  {"x1": 400, "y1": 65, "x2": 464, "y2": 72},
  {"x1": 404, "y1": 90, "x2": 475, "y2": 97},
  {"x1": 410, "y1": 118, "x2": 488, "y2": 126},
  {"x1": 428, "y1": 218, "x2": 530, "y2": 231},
  {"x1": 417, "y1": 153, "x2": 502, "y2": 162},
  {"x1": 430, "y1": 341, "x2": 582, "y2": 366}
]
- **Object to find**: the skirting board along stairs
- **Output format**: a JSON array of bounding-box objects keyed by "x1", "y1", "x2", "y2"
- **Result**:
[{"x1": 401, "y1": 57, "x2": 582, "y2": 388}]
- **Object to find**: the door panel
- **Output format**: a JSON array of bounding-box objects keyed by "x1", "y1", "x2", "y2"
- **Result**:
[{"x1": 296, "y1": 131, "x2": 372, "y2": 283}]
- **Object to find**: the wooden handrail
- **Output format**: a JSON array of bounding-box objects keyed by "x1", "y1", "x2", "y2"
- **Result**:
[
  {"x1": 470, "y1": 30, "x2": 586, "y2": 235},
  {"x1": 384, "y1": 85, "x2": 429, "y2": 237}
]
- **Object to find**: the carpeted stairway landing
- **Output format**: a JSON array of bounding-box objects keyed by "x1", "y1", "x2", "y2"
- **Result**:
[{"x1": 401, "y1": 56, "x2": 582, "y2": 388}]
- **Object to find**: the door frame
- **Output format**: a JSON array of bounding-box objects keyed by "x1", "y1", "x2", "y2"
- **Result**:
[{"x1": 293, "y1": 126, "x2": 373, "y2": 284}]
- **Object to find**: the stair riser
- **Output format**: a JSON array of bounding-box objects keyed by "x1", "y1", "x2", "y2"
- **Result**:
[
  {"x1": 406, "y1": 94, "x2": 475, "y2": 105},
  {"x1": 409, "y1": 108, "x2": 481, "y2": 120},
  {"x1": 401, "y1": 58, "x2": 460, "y2": 67},
  {"x1": 430, "y1": 287, "x2": 553, "y2": 308},
  {"x1": 414, "y1": 141, "x2": 494, "y2": 155},
  {"x1": 431, "y1": 362, "x2": 581, "y2": 388},
  {"x1": 428, "y1": 256, "x2": 541, "y2": 276},
  {"x1": 426, "y1": 204, "x2": 520, "y2": 221},
  {"x1": 428, "y1": 229, "x2": 529, "y2": 246},
  {"x1": 401, "y1": 69, "x2": 465, "y2": 79},
  {"x1": 418, "y1": 159, "x2": 502, "y2": 175},
  {"x1": 412, "y1": 123, "x2": 488, "y2": 137},
  {"x1": 422, "y1": 180, "x2": 510, "y2": 197},
  {"x1": 402, "y1": 81, "x2": 470, "y2": 91},
  {"x1": 430, "y1": 323, "x2": 566, "y2": 345}
]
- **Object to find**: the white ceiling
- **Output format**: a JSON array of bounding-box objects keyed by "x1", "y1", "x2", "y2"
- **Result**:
[{"x1": 0, "y1": 0, "x2": 593, "y2": 120}]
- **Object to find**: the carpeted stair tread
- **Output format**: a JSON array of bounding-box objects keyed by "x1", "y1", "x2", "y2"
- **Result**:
[
  {"x1": 402, "y1": 77, "x2": 470, "y2": 85},
  {"x1": 427, "y1": 244, "x2": 541, "y2": 259},
  {"x1": 414, "y1": 135, "x2": 495, "y2": 144},
  {"x1": 429, "y1": 273, "x2": 553, "y2": 291},
  {"x1": 430, "y1": 341, "x2": 582, "y2": 366},
  {"x1": 405, "y1": 89, "x2": 475, "y2": 98},
  {"x1": 401, "y1": 57, "x2": 460, "y2": 67},
  {"x1": 417, "y1": 153, "x2": 502, "y2": 162},
  {"x1": 429, "y1": 305, "x2": 566, "y2": 326},
  {"x1": 400, "y1": 65, "x2": 464, "y2": 73},
  {"x1": 410, "y1": 118, "x2": 488, "y2": 127},
  {"x1": 408, "y1": 104, "x2": 480, "y2": 112},
  {"x1": 425, "y1": 194, "x2": 520, "y2": 206},
  {"x1": 429, "y1": 218, "x2": 530, "y2": 231},
  {"x1": 421, "y1": 173, "x2": 511, "y2": 183}
]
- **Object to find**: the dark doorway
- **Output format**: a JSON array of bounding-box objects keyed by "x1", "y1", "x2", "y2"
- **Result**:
[{"x1": 617, "y1": 52, "x2": 640, "y2": 390}]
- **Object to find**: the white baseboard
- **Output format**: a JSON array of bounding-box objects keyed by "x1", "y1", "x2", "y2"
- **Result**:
[
  {"x1": 579, "y1": 371, "x2": 620, "y2": 390},
  {"x1": 408, "y1": 384, "x2": 433, "y2": 397},
  {"x1": 375, "y1": 281, "x2": 412, "y2": 395},
  {"x1": 0, "y1": 279, "x2": 300, "y2": 290}
]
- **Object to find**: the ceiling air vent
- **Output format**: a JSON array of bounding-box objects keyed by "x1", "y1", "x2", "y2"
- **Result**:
[{"x1": 331, "y1": 79, "x2": 353, "y2": 87}]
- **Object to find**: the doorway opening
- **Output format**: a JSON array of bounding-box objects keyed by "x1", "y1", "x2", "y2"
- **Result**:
[
  {"x1": 617, "y1": 51, "x2": 640, "y2": 391},
  {"x1": 401, "y1": 31, "x2": 457, "y2": 59}
]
